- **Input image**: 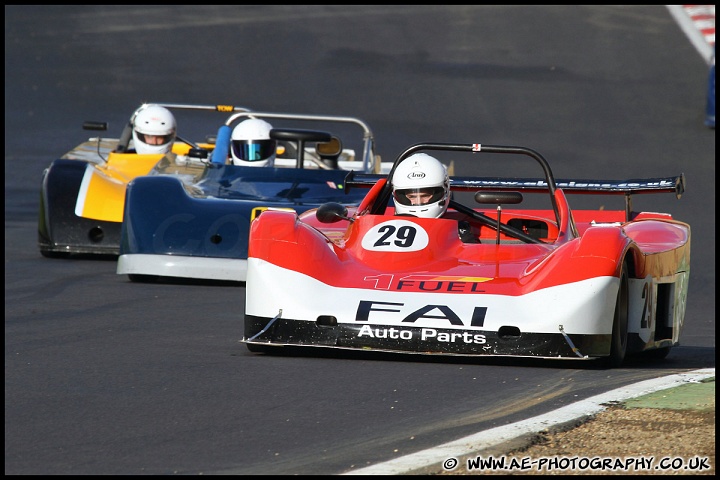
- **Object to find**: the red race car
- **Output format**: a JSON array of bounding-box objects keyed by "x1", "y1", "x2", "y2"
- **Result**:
[{"x1": 243, "y1": 142, "x2": 690, "y2": 368}]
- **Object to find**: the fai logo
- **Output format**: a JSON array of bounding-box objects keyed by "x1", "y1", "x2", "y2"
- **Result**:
[{"x1": 356, "y1": 300, "x2": 487, "y2": 327}]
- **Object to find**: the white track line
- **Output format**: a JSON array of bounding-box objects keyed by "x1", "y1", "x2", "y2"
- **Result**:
[
  {"x1": 667, "y1": 5, "x2": 715, "y2": 64},
  {"x1": 342, "y1": 368, "x2": 715, "y2": 475}
]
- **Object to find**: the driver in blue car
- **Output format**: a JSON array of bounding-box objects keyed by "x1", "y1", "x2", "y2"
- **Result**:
[
  {"x1": 230, "y1": 118, "x2": 277, "y2": 166},
  {"x1": 392, "y1": 152, "x2": 479, "y2": 243}
]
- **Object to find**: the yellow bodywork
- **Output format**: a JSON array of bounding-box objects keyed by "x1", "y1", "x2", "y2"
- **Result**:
[{"x1": 73, "y1": 142, "x2": 212, "y2": 222}]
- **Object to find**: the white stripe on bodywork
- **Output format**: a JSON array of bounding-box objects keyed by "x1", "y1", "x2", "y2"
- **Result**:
[
  {"x1": 117, "y1": 254, "x2": 248, "y2": 281},
  {"x1": 74, "y1": 163, "x2": 94, "y2": 217},
  {"x1": 246, "y1": 258, "x2": 619, "y2": 335}
]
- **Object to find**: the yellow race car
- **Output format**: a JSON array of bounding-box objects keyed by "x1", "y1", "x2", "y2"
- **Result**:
[{"x1": 38, "y1": 103, "x2": 250, "y2": 257}]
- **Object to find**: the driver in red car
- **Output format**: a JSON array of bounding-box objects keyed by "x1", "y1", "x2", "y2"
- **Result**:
[{"x1": 392, "y1": 153, "x2": 478, "y2": 242}]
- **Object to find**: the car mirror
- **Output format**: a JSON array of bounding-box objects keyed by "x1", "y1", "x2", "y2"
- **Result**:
[
  {"x1": 474, "y1": 191, "x2": 523, "y2": 205},
  {"x1": 316, "y1": 136, "x2": 342, "y2": 157},
  {"x1": 316, "y1": 202, "x2": 352, "y2": 223}
]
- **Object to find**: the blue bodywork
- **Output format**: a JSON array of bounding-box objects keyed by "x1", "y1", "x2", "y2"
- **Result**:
[
  {"x1": 118, "y1": 110, "x2": 386, "y2": 281},
  {"x1": 120, "y1": 163, "x2": 365, "y2": 262}
]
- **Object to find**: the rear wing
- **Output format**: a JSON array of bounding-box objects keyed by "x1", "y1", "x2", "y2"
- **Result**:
[
  {"x1": 452, "y1": 175, "x2": 685, "y2": 197},
  {"x1": 346, "y1": 173, "x2": 684, "y2": 196},
  {"x1": 345, "y1": 172, "x2": 686, "y2": 221}
]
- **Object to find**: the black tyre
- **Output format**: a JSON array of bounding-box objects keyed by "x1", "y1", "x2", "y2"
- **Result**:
[
  {"x1": 40, "y1": 250, "x2": 71, "y2": 259},
  {"x1": 644, "y1": 346, "x2": 671, "y2": 360},
  {"x1": 246, "y1": 343, "x2": 265, "y2": 353},
  {"x1": 128, "y1": 274, "x2": 159, "y2": 283},
  {"x1": 246, "y1": 342, "x2": 280, "y2": 354},
  {"x1": 604, "y1": 259, "x2": 629, "y2": 368}
]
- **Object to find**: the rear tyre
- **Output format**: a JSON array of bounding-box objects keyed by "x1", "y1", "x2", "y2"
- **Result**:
[
  {"x1": 644, "y1": 346, "x2": 671, "y2": 360},
  {"x1": 604, "y1": 259, "x2": 629, "y2": 368}
]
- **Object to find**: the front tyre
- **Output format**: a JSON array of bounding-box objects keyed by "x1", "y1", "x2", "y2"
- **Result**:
[
  {"x1": 604, "y1": 259, "x2": 629, "y2": 368},
  {"x1": 246, "y1": 343, "x2": 282, "y2": 354},
  {"x1": 40, "y1": 250, "x2": 71, "y2": 259},
  {"x1": 128, "y1": 274, "x2": 159, "y2": 283}
]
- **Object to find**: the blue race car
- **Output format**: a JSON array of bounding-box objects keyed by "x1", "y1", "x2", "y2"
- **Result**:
[{"x1": 117, "y1": 111, "x2": 392, "y2": 282}]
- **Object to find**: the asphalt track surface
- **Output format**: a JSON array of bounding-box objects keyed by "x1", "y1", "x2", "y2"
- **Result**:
[
  {"x1": 4, "y1": 6, "x2": 715, "y2": 475},
  {"x1": 346, "y1": 368, "x2": 716, "y2": 475}
]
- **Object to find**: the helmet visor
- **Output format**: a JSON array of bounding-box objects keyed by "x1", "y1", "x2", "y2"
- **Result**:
[
  {"x1": 232, "y1": 140, "x2": 276, "y2": 162},
  {"x1": 138, "y1": 133, "x2": 174, "y2": 146},
  {"x1": 393, "y1": 186, "x2": 445, "y2": 206}
]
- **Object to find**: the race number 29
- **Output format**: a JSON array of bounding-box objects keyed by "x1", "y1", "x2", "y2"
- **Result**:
[{"x1": 361, "y1": 220, "x2": 429, "y2": 252}]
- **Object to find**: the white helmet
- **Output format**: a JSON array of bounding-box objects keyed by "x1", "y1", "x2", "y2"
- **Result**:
[
  {"x1": 392, "y1": 153, "x2": 450, "y2": 218},
  {"x1": 132, "y1": 104, "x2": 176, "y2": 154},
  {"x1": 231, "y1": 118, "x2": 276, "y2": 166}
]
